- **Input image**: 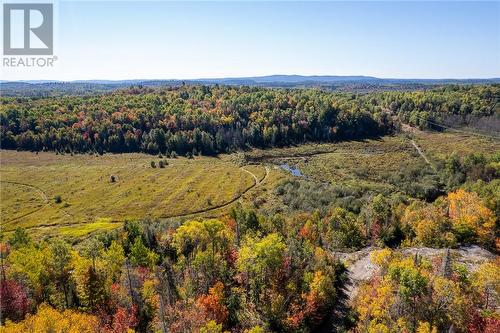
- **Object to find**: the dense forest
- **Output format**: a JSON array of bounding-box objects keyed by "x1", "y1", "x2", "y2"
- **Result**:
[
  {"x1": 1, "y1": 85, "x2": 498, "y2": 155},
  {"x1": 0, "y1": 186, "x2": 498, "y2": 332}
]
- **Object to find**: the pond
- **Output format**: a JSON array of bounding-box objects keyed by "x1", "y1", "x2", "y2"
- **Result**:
[{"x1": 280, "y1": 163, "x2": 303, "y2": 177}]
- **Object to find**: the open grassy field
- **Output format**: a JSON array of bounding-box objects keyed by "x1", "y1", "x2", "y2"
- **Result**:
[{"x1": 0, "y1": 151, "x2": 265, "y2": 238}]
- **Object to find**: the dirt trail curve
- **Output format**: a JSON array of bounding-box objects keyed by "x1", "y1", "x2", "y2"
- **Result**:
[
  {"x1": 241, "y1": 168, "x2": 259, "y2": 184},
  {"x1": 242, "y1": 166, "x2": 269, "y2": 188},
  {"x1": 1, "y1": 180, "x2": 74, "y2": 226},
  {"x1": 0, "y1": 180, "x2": 49, "y2": 224}
]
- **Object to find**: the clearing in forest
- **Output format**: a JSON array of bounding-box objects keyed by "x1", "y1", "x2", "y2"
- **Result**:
[{"x1": 0, "y1": 151, "x2": 261, "y2": 238}]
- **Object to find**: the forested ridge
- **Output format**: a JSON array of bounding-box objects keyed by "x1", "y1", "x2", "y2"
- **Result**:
[{"x1": 1, "y1": 84, "x2": 498, "y2": 155}]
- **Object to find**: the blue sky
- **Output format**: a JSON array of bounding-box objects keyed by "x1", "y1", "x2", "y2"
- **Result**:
[{"x1": 2, "y1": 1, "x2": 499, "y2": 80}]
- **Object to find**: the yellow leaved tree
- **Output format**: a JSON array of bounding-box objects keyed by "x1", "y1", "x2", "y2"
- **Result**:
[
  {"x1": 448, "y1": 189, "x2": 496, "y2": 246},
  {"x1": 2, "y1": 304, "x2": 100, "y2": 333}
]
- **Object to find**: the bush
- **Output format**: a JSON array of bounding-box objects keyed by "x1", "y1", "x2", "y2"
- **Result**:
[
  {"x1": 275, "y1": 179, "x2": 364, "y2": 214},
  {"x1": 54, "y1": 195, "x2": 62, "y2": 203},
  {"x1": 150, "y1": 161, "x2": 156, "y2": 168},
  {"x1": 326, "y1": 208, "x2": 366, "y2": 250},
  {"x1": 158, "y1": 160, "x2": 165, "y2": 168},
  {"x1": 110, "y1": 175, "x2": 116, "y2": 182}
]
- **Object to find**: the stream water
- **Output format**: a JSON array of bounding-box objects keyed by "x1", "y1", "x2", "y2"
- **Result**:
[{"x1": 280, "y1": 164, "x2": 303, "y2": 177}]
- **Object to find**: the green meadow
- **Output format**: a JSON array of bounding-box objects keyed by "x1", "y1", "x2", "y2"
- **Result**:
[{"x1": 0, "y1": 151, "x2": 264, "y2": 238}]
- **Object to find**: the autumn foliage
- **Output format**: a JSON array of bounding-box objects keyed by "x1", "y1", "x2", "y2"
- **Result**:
[{"x1": 0, "y1": 185, "x2": 498, "y2": 332}]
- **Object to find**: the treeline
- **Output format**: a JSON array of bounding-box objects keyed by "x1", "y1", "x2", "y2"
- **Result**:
[
  {"x1": 1, "y1": 85, "x2": 497, "y2": 155},
  {"x1": 379, "y1": 84, "x2": 500, "y2": 131},
  {"x1": 0, "y1": 85, "x2": 390, "y2": 155}
]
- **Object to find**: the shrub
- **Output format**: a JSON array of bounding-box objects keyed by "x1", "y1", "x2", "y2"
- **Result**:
[
  {"x1": 110, "y1": 175, "x2": 116, "y2": 182},
  {"x1": 150, "y1": 161, "x2": 156, "y2": 168},
  {"x1": 54, "y1": 195, "x2": 62, "y2": 204}
]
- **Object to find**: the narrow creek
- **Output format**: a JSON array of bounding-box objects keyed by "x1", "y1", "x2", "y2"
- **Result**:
[{"x1": 279, "y1": 163, "x2": 303, "y2": 177}]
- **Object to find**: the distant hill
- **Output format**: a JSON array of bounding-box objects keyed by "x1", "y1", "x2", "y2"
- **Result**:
[
  {"x1": 195, "y1": 75, "x2": 500, "y2": 85},
  {"x1": 1, "y1": 75, "x2": 499, "y2": 97}
]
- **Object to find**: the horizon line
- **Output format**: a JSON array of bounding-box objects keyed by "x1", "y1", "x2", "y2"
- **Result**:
[{"x1": 2, "y1": 74, "x2": 500, "y2": 84}]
